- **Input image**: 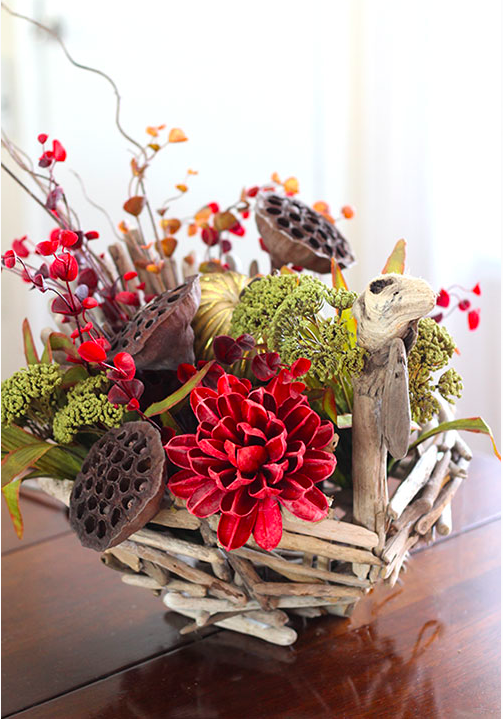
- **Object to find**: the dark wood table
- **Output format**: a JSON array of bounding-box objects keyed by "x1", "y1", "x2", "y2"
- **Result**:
[{"x1": 2, "y1": 454, "x2": 500, "y2": 718}]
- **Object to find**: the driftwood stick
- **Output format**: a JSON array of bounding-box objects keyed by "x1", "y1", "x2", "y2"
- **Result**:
[
  {"x1": 151, "y1": 507, "x2": 201, "y2": 530},
  {"x1": 223, "y1": 553, "x2": 276, "y2": 611},
  {"x1": 100, "y1": 553, "x2": 136, "y2": 574},
  {"x1": 232, "y1": 545, "x2": 370, "y2": 588},
  {"x1": 274, "y1": 530, "x2": 382, "y2": 566},
  {"x1": 290, "y1": 607, "x2": 326, "y2": 618},
  {"x1": 435, "y1": 504, "x2": 452, "y2": 536},
  {"x1": 420, "y1": 450, "x2": 452, "y2": 508},
  {"x1": 130, "y1": 528, "x2": 226, "y2": 568},
  {"x1": 388, "y1": 445, "x2": 438, "y2": 520},
  {"x1": 415, "y1": 477, "x2": 463, "y2": 535},
  {"x1": 253, "y1": 582, "x2": 364, "y2": 599},
  {"x1": 199, "y1": 520, "x2": 232, "y2": 582},
  {"x1": 383, "y1": 533, "x2": 420, "y2": 582},
  {"x1": 392, "y1": 497, "x2": 430, "y2": 531},
  {"x1": 281, "y1": 509, "x2": 379, "y2": 549},
  {"x1": 122, "y1": 575, "x2": 163, "y2": 590},
  {"x1": 120, "y1": 539, "x2": 246, "y2": 604},
  {"x1": 108, "y1": 242, "x2": 135, "y2": 291},
  {"x1": 142, "y1": 559, "x2": 170, "y2": 586},
  {"x1": 448, "y1": 457, "x2": 470, "y2": 478},
  {"x1": 107, "y1": 546, "x2": 141, "y2": 572},
  {"x1": 453, "y1": 434, "x2": 473, "y2": 461}
]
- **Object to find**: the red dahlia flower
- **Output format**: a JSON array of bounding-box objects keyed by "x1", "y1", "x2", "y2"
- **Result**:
[{"x1": 165, "y1": 372, "x2": 336, "y2": 551}]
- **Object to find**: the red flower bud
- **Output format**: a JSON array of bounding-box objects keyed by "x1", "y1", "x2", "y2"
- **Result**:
[
  {"x1": 468, "y1": 308, "x2": 480, "y2": 330},
  {"x1": 123, "y1": 271, "x2": 138, "y2": 282},
  {"x1": 82, "y1": 322, "x2": 94, "y2": 333},
  {"x1": 472, "y1": 283, "x2": 481, "y2": 296},
  {"x1": 208, "y1": 202, "x2": 219, "y2": 213},
  {"x1": 78, "y1": 341, "x2": 107, "y2": 363},
  {"x1": 436, "y1": 289, "x2": 450, "y2": 308},
  {"x1": 37, "y1": 133, "x2": 48, "y2": 144},
  {"x1": 3, "y1": 250, "x2": 16, "y2": 268},
  {"x1": 50, "y1": 252, "x2": 79, "y2": 282},
  {"x1": 458, "y1": 299, "x2": 471, "y2": 311},
  {"x1": 82, "y1": 297, "x2": 99, "y2": 309},
  {"x1": 52, "y1": 139, "x2": 66, "y2": 162},
  {"x1": 85, "y1": 231, "x2": 100, "y2": 240}
]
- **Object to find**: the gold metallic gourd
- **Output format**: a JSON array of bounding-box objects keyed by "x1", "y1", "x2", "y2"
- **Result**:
[{"x1": 192, "y1": 271, "x2": 250, "y2": 359}]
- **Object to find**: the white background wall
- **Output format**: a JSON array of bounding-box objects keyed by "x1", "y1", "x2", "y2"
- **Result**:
[{"x1": 2, "y1": 0, "x2": 501, "y2": 453}]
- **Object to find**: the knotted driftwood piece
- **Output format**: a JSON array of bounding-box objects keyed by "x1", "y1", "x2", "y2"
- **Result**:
[{"x1": 351, "y1": 274, "x2": 436, "y2": 566}]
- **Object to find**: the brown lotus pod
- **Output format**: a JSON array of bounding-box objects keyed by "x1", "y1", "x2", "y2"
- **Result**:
[
  {"x1": 69, "y1": 422, "x2": 166, "y2": 551},
  {"x1": 109, "y1": 275, "x2": 201, "y2": 370},
  {"x1": 255, "y1": 192, "x2": 355, "y2": 273}
]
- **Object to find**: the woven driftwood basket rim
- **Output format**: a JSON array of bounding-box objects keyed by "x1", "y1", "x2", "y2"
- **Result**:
[{"x1": 38, "y1": 415, "x2": 471, "y2": 647}]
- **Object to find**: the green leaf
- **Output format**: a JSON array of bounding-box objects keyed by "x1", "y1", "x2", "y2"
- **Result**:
[
  {"x1": 61, "y1": 365, "x2": 89, "y2": 388},
  {"x1": 382, "y1": 239, "x2": 406, "y2": 274},
  {"x1": 322, "y1": 388, "x2": 337, "y2": 423},
  {"x1": 48, "y1": 332, "x2": 81, "y2": 360},
  {"x1": 2, "y1": 443, "x2": 53, "y2": 487},
  {"x1": 2, "y1": 479, "x2": 23, "y2": 538},
  {"x1": 22, "y1": 318, "x2": 40, "y2": 364},
  {"x1": 409, "y1": 416, "x2": 501, "y2": 460},
  {"x1": 1, "y1": 426, "x2": 83, "y2": 480},
  {"x1": 145, "y1": 362, "x2": 215, "y2": 418},
  {"x1": 336, "y1": 414, "x2": 353, "y2": 429},
  {"x1": 41, "y1": 338, "x2": 54, "y2": 364}
]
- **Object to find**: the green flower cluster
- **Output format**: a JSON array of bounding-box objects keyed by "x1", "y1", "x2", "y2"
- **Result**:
[
  {"x1": 1, "y1": 363, "x2": 62, "y2": 427},
  {"x1": 408, "y1": 318, "x2": 463, "y2": 423},
  {"x1": 52, "y1": 374, "x2": 124, "y2": 444},
  {"x1": 231, "y1": 274, "x2": 363, "y2": 388}
]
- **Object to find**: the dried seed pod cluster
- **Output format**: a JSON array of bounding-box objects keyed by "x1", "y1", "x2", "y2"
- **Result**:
[
  {"x1": 255, "y1": 193, "x2": 355, "y2": 273},
  {"x1": 69, "y1": 422, "x2": 166, "y2": 551},
  {"x1": 109, "y1": 275, "x2": 201, "y2": 370}
]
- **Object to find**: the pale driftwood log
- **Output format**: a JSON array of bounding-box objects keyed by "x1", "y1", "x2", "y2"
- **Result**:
[
  {"x1": 131, "y1": 528, "x2": 226, "y2": 568},
  {"x1": 253, "y1": 582, "x2": 364, "y2": 599},
  {"x1": 120, "y1": 539, "x2": 247, "y2": 604},
  {"x1": 223, "y1": 552, "x2": 276, "y2": 611},
  {"x1": 351, "y1": 274, "x2": 436, "y2": 557},
  {"x1": 435, "y1": 504, "x2": 452, "y2": 536},
  {"x1": 454, "y1": 435, "x2": 473, "y2": 461},
  {"x1": 415, "y1": 418, "x2": 439, "y2": 455},
  {"x1": 387, "y1": 445, "x2": 439, "y2": 521},
  {"x1": 448, "y1": 458, "x2": 470, "y2": 478},
  {"x1": 108, "y1": 242, "x2": 135, "y2": 292},
  {"x1": 122, "y1": 575, "x2": 164, "y2": 590},
  {"x1": 420, "y1": 449, "x2": 452, "y2": 508},
  {"x1": 383, "y1": 533, "x2": 419, "y2": 582},
  {"x1": 151, "y1": 507, "x2": 201, "y2": 531},
  {"x1": 281, "y1": 509, "x2": 378, "y2": 550},
  {"x1": 165, "y1": 604, "x2": 299, "y2": 646},
  {"x1": 142, "y1": 559, "x2": 170, "y2": 586},
  {"x1": 107, "y1": 546, "x2": 141, "y2": 572},
  {"x1": 232, "y1": 545, "x2": 370, "y2": 589},
  {"x1": 392, "y1": 497, "x2": 431, "y2": 531},
  {"x1": 199, "y1": 519, "x2": 232, "y2": 582},
  {"x1": 37, "y1": 477, "x2": 72, "y2": 505},
  {"x1": 415, "y1": 476, "x2": 463, "y2": 535},
  {"x1": 290, "y1": 607, "x2": 326, "y2": 618},
  {"x1": 123, "y1": 230, "x2": 164, "y2": 295}
]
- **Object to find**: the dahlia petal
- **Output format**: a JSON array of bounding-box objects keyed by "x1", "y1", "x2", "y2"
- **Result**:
[
  {"x1": 220, "y1": 486, "x2": 258, "y2": 517},
  {"x1": 168, "y1": 470, "x2": 207, "y2": 499},
  {"x1": 217, "y1": 373, "x2": 250, "y2": 397},
  {"x1": 237, "y1": 422, "x2": 267, "y2": 446},
  {"x1": 253, "y1": 497, "x2": 283, "y2": 551},
  {"x1": 279, "y1": 472, "x2": 313, "y2": 499},
  {"x1": 266, "y1": 377, "x2": 306, "y2": 407},
  {"x1": 224, "y1": 439, "x2": 238, "y2": 467},
  {"x1": 284, "y1": 405, "x2": 320, "y2": 445},
  {"x1": 265, "y1": 426, "x2": 287, "y2": 462},
  {"x1": 236, "y1": 445, "x2": 268, "y2": 474},
  {"x1": 209, "y1": 466, "x2": 252, "y2": 490},
  {"x1": 280, "y1": 485, "x2": 328, "y2": 522},
  {"x1": 284, "y1": 440, "x2": 306, "y2": 473},
  {"x1": 276, "y1": 394, "x2": 308, "y2": 424},
  {"x1": 261, "y1": 461, "x2": 288, "y2": 485},
  {"x1": 165, "y1": 434, "x2": 198, "y2": 469},
  {"x1": 248, "y1": 388, "x2": 277, "y2": 413},
  {"x1": 212, "y1": 416, "x2": 240, "y2": 443},
  {"x1": 249, "y1": 474, "x2": 282, "y2": 499},
  {"x1": 188, "y1": 449, "x2": 228, "y2": 477},
  {"x1": 217, "y1": 393, "x2": 243, "y2": 422},
  {"x1": 196, "y1": 422, "x2": 213, "y2": 442},
  {"x1": 217, "y1": 509, "x2": 257, "y2": 551},
  {"x1": 195, "y1": 397, "x2": 220, "y2": 424},
  {"x1": 186, "y1": 481, "x2": 225, "y2": 517},
  {"x1": 198, "y1": 438, "x2": 227, "y2": 460},
  {"x1": 242, "y1": 399, "x2": 268, "y2": 431},
  {"x1": 190, "y1": 386, "x2": 217, "y2": 415},
  {"x1": 311, "y1": 420, "x2": 335, "y2": 449},
  {"x1": 301, "y1": 449, "x2": 336, "y2": 481}
]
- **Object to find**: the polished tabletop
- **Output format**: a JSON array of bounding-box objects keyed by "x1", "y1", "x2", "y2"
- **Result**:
[{"x1": 2, "y1": 454, "x2": 500, "y2": 718}]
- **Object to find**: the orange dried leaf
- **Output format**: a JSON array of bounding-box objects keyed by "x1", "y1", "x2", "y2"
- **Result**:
[
  {"x1": 169, "y1": 128, "x2": 188, "y2": 143},
  {"x1": 176, "y1": 183, "x2": 188, "y2": 193},
  {"x1": 195, "y1": 206, "x2": 212, "y2": 224},
  {"x1": 188, "y1": 223, "x2": 198, "y2": 237},
  {"x1": 283, "y1": 177, "x2": 299, "y2": 195},
  {"x1": 271, "y1": 172, "x2": 281, "y2": 184},
  {"x1": 382, "y1": 239, "x2": 406, "y2": 274},
  {"x1": 149, "y1": 143, "x2": 161, "y2": 152},
  {"x1": 184, "y1": 251, "x2": 196, "y2": 266},
  {"x1": 161, "y1": 237, "x2": 178, "y2": 257},
  {"x1": 118, "y1": 221, "x2": 129, "y2": 234},
  {"x1": 213, "y1": 211, "x2": 237, "y2": 232},
  {"x1": 123, "y1": 196, "x2": 146, "y2": 217},
  {"x1": 140, "y1": 242, "x2": 154, "y2": 250},
  {"x1": 131, "y1": 158, "x2": 142, "y2": 177},
  {"x1": 313, "y1": 201, "x2": 330, "y2": 214},
  {"x1": 146, "y1": 263, "x2": 161, "y2": 274},
  {"x1": 187, "y1": 168, "x2": 198, "y2": 175},
  {"x1": 146, "y1": 126, "x2": 159, "y2": 137},
  {"x1": 160, "y1": 218, "x2": 182, "y2": 235},
  {"x1": 331, "y1": 258, "x2": 348, "y2": 290}
]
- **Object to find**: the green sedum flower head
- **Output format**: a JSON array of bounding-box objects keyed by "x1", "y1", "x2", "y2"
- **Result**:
[
  {"x1": 1, "y1": 363, "x2": 62, "y2": 426},
  {"x1": 52, "y1": 374, "x2": 124, "y2": 444},
  {"x1": 408, "y1": 318, "x2": 463, "y2": 423}
]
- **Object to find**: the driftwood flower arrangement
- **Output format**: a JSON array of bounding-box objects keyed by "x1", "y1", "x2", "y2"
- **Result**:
[{"x1": 1, "y1": 5, "x2": 499, "y2": 646}]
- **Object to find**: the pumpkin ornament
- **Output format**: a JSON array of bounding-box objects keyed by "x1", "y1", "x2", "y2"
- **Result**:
[{"x1": 255, "y1": 192, "x2": 356, "y2": 273}]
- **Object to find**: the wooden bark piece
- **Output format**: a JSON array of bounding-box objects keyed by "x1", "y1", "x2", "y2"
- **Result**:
[
  {"x1": 383, "y1": 337, "x2": 411, "y2": 459},
  {"x1": 415, "y1": 477, "x2": 463, "y2": 535},
  {"x1": 388, "y1": 444, "x2": 438, "y2": 521}
]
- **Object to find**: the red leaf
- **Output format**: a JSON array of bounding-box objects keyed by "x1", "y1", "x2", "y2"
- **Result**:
[
  {"x1": 436, "y1": 289, "x2": 450, "y2": 308},
  {"x1": 77, "y1": 341, "x2": 107, "y2": 363},
  {"x1": 52, "y1": 139, "x2": 67, "y2": 162}
]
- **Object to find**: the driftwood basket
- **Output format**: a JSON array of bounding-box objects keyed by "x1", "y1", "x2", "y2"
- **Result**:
[{"x1": 38, "y1": 404, "x2": 471, "y2": 647}]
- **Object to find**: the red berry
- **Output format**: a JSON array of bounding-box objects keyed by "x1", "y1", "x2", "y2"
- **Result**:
[
  {"x1": 458, "y1": 299, "x2": 471, "y2": 311},
  {"x1": 208, "y1": 202, "x2": 219, "y2": 213},
  {"x1": 37, "y1": 133, "x2": 48, "y2": 144},
  {"x1": 468, "y1": 309, "x2": 480, "y2": 330}
]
